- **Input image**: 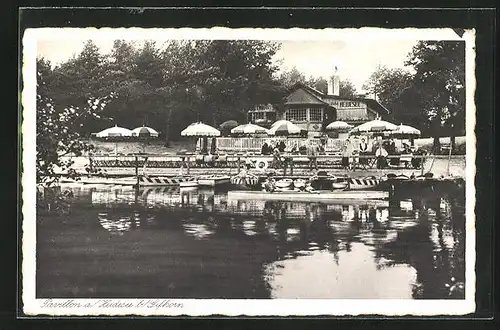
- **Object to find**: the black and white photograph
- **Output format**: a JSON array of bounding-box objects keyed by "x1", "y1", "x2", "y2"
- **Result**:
[{"x1": 22, "y1": 26, "x2": 476, "y2": 316}]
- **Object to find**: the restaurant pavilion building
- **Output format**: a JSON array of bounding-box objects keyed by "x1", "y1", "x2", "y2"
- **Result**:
[{"x1": 247, "y1": 72, "x2": 391, "y2": 137}]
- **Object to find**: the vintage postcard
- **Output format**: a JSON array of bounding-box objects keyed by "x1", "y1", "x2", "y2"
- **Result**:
[{"x1": 22, "y1": 27, "x2": 476, "y2": 316}]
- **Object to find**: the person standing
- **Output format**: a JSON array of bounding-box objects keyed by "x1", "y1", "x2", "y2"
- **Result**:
[
  {"x1": 261, "y1": 141, "x2": 269, "y2": 155},
  {"x1": 278, "y1": 140, "x2": 286, "y2": 153},
  {"x1": 351, "y1": 141, "x2": 359, "y2": 171},
  {"x1": 359, "y1": 137, "x2": 369, "y2": 167},
  {"x1": 375, "y1": 143, "x2": 388, "y2": 169},
  {"x1": 272, "y1": 146, "x2": 283, "y2": 169},
  {"x1": 342, "y1": 139, "x2": 352, "y2": 170},
  {"x1": 307, "y1": 140, "x2": 318, "y2": 171}
]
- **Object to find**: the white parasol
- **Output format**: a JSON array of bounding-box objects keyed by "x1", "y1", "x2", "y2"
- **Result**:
[
  {"x1": 389, "y1": 124, "x2": 421, "y2": 137},
  {"x1": 131, "y1": 126, "x2": 159, "y2": 137},
  {"x1": 181, "y1": 122, "x2": 221, "y2": 137},
  {"x1": 349, "y1": 119, "x2": 399, "y2": 135},
  {"x1": 326, "y1": 121, "x2": 354, "y2": 131},
  {"x1": 231, "y1": 123, "x2": 268, "y2": 134},
  {"x1": 96, "y1": 125, "x2": 133, "y2": 137}
]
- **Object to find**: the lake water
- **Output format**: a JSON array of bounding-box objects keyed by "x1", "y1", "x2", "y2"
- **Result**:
[{"x1": 36, "y1": 184, "x2": 466, "y2": 299}]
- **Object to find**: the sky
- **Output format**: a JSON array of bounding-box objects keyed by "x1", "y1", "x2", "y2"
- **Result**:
[{"x1": 36, "y1": 29, "x2": 447, "y2": 94}]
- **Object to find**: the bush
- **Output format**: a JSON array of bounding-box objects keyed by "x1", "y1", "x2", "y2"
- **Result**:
[{"x1": 37, "y1": 186, "x2": 74, "y2": 216}]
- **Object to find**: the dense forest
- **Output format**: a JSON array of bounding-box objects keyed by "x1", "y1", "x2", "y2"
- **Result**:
[{"x1": 36, "y1": 39, "x2": 465, "y2": 183}]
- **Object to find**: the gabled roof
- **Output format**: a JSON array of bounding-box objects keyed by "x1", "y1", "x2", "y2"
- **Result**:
[
  {"x1": 284, "y1": 82, "x2": 329, "y2": 106},
  {"x1": 284, "y1": 82, "x2": 390, "y2": 116}
]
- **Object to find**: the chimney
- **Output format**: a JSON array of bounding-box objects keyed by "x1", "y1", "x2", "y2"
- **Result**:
[{"x1": 327, "y1": 66, "x2": 340, "y2": 96}]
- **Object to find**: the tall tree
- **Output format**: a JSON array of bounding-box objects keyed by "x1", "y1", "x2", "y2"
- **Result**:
[
  {"x1": 406, "y1": 41, "x2": 465, "y2": 151},
  {"x1": 339, "y1": 79, "x2": 357, "y2": 98},
  {"x1": 49, "y1": 40, "x2": 112, "y2": 135},
  {"x1": 363, "y1": 65, "x2": 428, "y2": 134},
  {"x1": 36, "y1": 58, "x2": 115, "y2": 185},
  {"x1": 276, "y1": 66, "x2": 307, "y2": 88},
  {"x1": 307, "y1": 76, "x2": 327, "y2": 94}
]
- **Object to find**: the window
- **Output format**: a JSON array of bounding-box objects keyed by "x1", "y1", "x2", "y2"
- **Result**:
[
  {"x1": 267, "y1": 112, "x2": 276, "y2": 121},
  {"x1": 251, "y1": 112, "x2": 265, "y2": 121},
  {"x1": 309, "y1": 108, "x2": 323, "y2": 122},
  {"x1": 286, "y1": 108, "x2": 307, "y2": 122}
]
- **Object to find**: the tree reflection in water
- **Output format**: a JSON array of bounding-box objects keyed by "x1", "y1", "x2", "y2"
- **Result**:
[{"x1": 42, "y1": 184, "x2": 466, "y2": 299}]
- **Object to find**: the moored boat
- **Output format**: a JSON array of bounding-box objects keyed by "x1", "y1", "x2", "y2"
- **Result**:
[
  {"x1": 230, "y1": 175, "x2": 260, "y2": 188},
  {"x1": 331, "y1": 181, "x2": 349, "y2": 190},
  {"x1": 346, "y1": 177, "x2": 382, "y2": 190},
  {"x1": 139, "y1": 176, "x2": 198, "y2": 186},
  {"x1": 275, "y1": 178, "x2": 293, "y2": 189},
  {"x1": 228, "y1": 190, "x2": 388, "y2": 202},
  {"x1": 179, "y1": 181, "x2": 199, "y2": 188},
  {"x1": 60, "y1": 176, "x2": 137, "y2": 185},
  {"x1": 197, "y1": 175, "x2": 231, "y2": 187}
]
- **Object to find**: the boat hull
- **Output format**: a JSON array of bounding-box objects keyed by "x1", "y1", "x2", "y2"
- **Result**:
[
  {"x1": 227, "y1": 190, "x2": 388, "y2": 202},
  {"x1": 179, "y1": 181, "x2": 199, "y2": 188},
  {"x1": 198, "y1": 176, "x2": 231, "y2": 187},
  {"x1": 139, "y1": 176, "x2": 197, "y2": 186},
  {"x1": 347, "y1": 177, "x2": 382, "y2": 190}
]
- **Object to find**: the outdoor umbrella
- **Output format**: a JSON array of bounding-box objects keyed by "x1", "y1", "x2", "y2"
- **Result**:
[
  {"x1": 348, "y1": 119, "x2": 399, "y2": 136},
  {"x1": 326, "y1": 121, "x2": 353, "y2": 131},
  {"x1": 219, "y1": 119, "x2": 239, "y2": 130},
  {"x1": 95, "y1": 125, "x2": 133, "y2": 137},
  {"x1": 270, "y1": 119, "x2": 293, "y2": 128},
  {"x1": 267, "y1": 120, "x2": 301, "y2": 136},
  {"x1": 389, "y1": 124, "x2": 421, "y2": 137},
  {"x1": 131, "y1": 126, "x2": 159, "y2": 137},
  {"x1": 181, "y1": 122, "x2": 221, "y2": 137},
  {"x1": 181, "y1": 122, "x2": 220, "y2": 154},
  {"x1": 231, "y1": 123, "x2": 268, "y2": 135}
]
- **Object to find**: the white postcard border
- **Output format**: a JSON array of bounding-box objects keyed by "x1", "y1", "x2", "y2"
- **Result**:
[{"x1": 22, "y1": 27, "x2": 477, "y2": 316}]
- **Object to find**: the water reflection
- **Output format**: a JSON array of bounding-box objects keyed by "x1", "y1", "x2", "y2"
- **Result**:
[{"x1": 39, "y1": 184, "x2": 466, "y2": 299}]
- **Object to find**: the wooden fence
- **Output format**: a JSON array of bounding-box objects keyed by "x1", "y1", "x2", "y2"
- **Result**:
[{"x1": 200, "y1": 137, "x2": 348, "y2": 153}]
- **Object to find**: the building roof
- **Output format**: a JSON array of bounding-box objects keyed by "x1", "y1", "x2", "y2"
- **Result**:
[{"x1": 285, "y1": 82, "x2": 390, "y2": 115}]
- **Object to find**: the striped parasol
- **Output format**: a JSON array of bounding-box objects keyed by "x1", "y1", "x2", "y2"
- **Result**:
[{"x1": 267, "y1": 120, "x2": 301, "y2": 136}]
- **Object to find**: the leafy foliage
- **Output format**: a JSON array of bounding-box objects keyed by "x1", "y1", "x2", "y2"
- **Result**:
[
  {"x1": 362, "y1": 41, "x2": 465, "y2": 151},
  {"x1": 407, "y1": 41, "x2": 465, "y2": 149},
  {"x1": 36, "y1": 56, "x2": 115, "y2": 185},
  {"x1": 276, "y1": 67, "x2": 358, "y2": 97}
]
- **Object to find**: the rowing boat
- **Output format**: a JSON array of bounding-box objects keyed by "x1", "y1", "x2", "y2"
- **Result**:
[
  {"x1": 227, "y1": 190, "x2": 388, "y2": 202},
  {"x1": 197, "y1": 175, "x2": 231, "y2": 187},
  {"x1": 60, "y1": 176, "x2": 136, "y2": 185},
  {"x1": 179, "y1": 181, "x2": 199, "y2": 188}
]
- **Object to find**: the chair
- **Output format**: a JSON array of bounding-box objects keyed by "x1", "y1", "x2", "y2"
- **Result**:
[
  {"x1": 400, "y1": 154, "x2": 413, "y2": 168},
  {"x1": 217, "y1": 155, "x2": 228, "y2": 167}
]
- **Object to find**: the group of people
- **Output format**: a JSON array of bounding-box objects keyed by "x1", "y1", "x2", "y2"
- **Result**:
[
  {"x1": 258, "y1": 136, "x2": 416, "y2": 172},
  {"x1": 261, "y1": 139, "x2": 322, "y2": 171},
  {"x1": 341, "y1": 137, "x2": 415, "y2": 170},
  {"x1": 261, "y1": 140, "x2": 287, "y2": 155}
]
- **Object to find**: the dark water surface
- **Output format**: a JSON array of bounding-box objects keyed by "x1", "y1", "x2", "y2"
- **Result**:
[{"x1": 37, "y1": 184, "x2": 465, "y2": 299}]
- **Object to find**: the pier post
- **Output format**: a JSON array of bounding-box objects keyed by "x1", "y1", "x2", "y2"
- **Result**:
[
  {"x1": 88, "y1": 155, "x2": 93, "y2": 175},
  {"x1": 135, "y1": 156, "x2": 139, "y2": 188},
  {"x1": 420, "y1": 154, "x2": 425, "y2": 176},
  {"x1": 184, "y1": 156, "x2": 190, "y2": 175}
]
